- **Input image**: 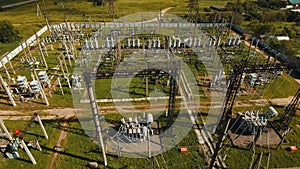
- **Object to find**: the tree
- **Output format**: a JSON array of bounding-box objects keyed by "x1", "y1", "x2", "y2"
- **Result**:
[
  {"x1": 249, "y1": 23, "x2": 273, "y2": 36},
  {"x1": 283, "y1": 27, "x2": 296, "y2": 39},
  {"x1": 257, "y1": 0, "x2": 269, "y2": 8},
  {"x1": 0, "y1": 20, "x2": 21, "y2": 43},
  {"x1": 233, "y1": 13, "x2": 244, "y2": 25},
  {"x1": 225, "y1": 2, "x2": 235, "y2": 11},
  {"x1": 275, "y1": 12, "x2": 287, "y2": 22}
]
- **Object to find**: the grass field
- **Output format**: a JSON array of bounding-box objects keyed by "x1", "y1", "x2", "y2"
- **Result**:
[
  {"x1": 226, "y1": 111, "x2": 300, "y2": 169},
  {"x1": 0, "y1": 0, "x2": 25, "y2": 6},
  {"x1": 0, "y1": 119, "x2": 61, "y2": 169},
  {"x1": 0, "y1": 0, "x2": 299, "y2": 168},
  {"x1": 256, "y1": 72, "x2": 300, "y2": 99},
  {"x1": 53, "y1": 116, "x2": 206, "y2": 169}
]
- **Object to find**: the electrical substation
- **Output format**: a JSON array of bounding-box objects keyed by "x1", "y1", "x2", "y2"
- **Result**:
[{"x1": 0, "y1": 0, "x2": 299, "y2": 168}]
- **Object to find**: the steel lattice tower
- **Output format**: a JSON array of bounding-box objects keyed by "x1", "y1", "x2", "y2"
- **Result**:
[
  {"x1": 108, "y1": 0, "x2": 115, "y2": 20},
  {"x1": 188, "y1": 0, "x2": 199, "y2": 23}
]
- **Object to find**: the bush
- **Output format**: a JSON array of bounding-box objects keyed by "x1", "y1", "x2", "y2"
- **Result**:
[{"x1": 0, "y1": 20, "x2": 21, "y2": 43}]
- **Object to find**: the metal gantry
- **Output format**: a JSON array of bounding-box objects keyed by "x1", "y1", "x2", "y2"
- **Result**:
[
  {"x1": 188, "y1": 0, "x2": 199, "y2": 23},
  {"x1": 108, "y1": 0, "x2": 115, "y2": 20},
  {"x1": 270, "y1": 88, "x2": 300, "y2": 149},
  {"x1": 167, "y1": 59, "x2": 182, "y2": 131},
  {"x1": 209, "y1": 62, "x2": 284, "y2": 168},
  {"x1": 209, "y1": 63, "x2": 245, "y2": 169}
]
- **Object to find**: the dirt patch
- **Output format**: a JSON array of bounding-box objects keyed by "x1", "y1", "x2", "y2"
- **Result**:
[
  {"x1": 228, "y1": 127, "x2": 281, "y2": 148},
  {"x1": 48, "y1": 122, "x2": 69, "y2": 169}
]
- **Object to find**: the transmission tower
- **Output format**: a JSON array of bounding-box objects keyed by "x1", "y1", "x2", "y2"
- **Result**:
[
  {"x1": 209, "y1": 62, "x2": 284, "y2": 168},
  {"x1": 209, "y1": 63, "x2": 245, "y2": 168},
  {"x1": 270, "y1": 88, "x2": 300, "y2": 149},
  {"x1": 167, "y1": 62, "x2": 181, "y2": 129},
  {"x1": 188, "y1": 0, "x2": 199, "y2": 23},
  {"x1": 108, "y1": 0, "x2": 115, "y2": 20},
  {"x1": 164, "y1": 37, "x2": 182, "y2": 133},
  {"x1": 228, "y1": 0, "x2": 241, "y2": 36},
  {"x1": 278, "y1": 88, "x2": 300, "y2": 129}
]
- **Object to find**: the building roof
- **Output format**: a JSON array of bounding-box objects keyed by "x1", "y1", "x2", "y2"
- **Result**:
[{"x1": 288, "y1": 0, "x2": 300, "y2": 5}]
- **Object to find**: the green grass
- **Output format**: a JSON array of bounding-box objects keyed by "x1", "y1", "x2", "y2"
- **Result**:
[
  {"x1": 0, "y1": 0, "x2": 25, "y2": 6},
  {"x1": 54, "y1": 118, "x2": 205, "y2": 169},
  {"x1": 0, "y1": 119, "x2": 61, "y2": 169},
  {"x1": 226, "y1": 112, "x2": 300, "y2": 168},
  {"x1": 256, "y1": 72, "x2": 300, "y2": 99},
  {"x1": 0, "y1": 0, "x2": 184, "y2": 56},
  {"x1": 95, "y1": 76, "x2": 171, "y2": 100}
]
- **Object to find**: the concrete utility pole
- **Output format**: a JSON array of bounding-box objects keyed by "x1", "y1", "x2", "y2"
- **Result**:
[
  {"x1": 36, "y1": 33, "x2": 48, "y2": 69},
  {"x1": 36, "y1": 3, "x2": 42, "y2": 16},
  {"x1": 1, "y1": 58, "x2": 11, "y2": 81},
  {"x1": 58, "y1": 56, "x2": 66, "y2": 78},
  {"x1": 0, "y1": 75, "x2": 16, "y2": 106},
  {"x1": 63, "y1": 41, "x2": 72, "y2": 66},
  {"x1": 34, "y1": 69, "x2": 49, "y2": 106},
  {"x1": 83, "y1": 73, "x2": 108, "y2": 166},
  {"x1": 36, "y1": 113, "x2": 49, "y2": 139},
  {"x1": 146, "y1": 76, "x2": 149, "y2": 96},
  {"x1": 20, "y1": 139, "x2": 37, "y2": 165},
  {"x1": 57, "y1": 77, "x2": 64, "y2": 95},
  {"x1": 6, "y1": 55, "x2": 16, "y2": 74},
  {"x1": 0, "y1": 118, "x2": 14, "y2": 142}
]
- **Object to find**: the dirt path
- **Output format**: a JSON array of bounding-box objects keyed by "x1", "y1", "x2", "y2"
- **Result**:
[
  {"x1": 48, "y1": 122, "x2": 69, "y2": 169},
  {"x1": 0, "y1": 96, "x2": 296, "y2": 120},
  {"x1": 0, "y1": 108, "x2": 76, "y2": 120}
]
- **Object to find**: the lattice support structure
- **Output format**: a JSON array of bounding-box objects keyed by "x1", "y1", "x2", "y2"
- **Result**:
[
  {"x1": 188, "y1": 0, "x2": 199, "y2": 23},
  {"x1": 270, "y1": 88, "x2": 300, "y2": 149},
  {"x1": 167, "y1": 60, "x2": 182, "y2": 128},
  {"x1": 210, "y1": 64, "x2": 245, "y2": 169},
  {"x1": 279, "y1": 88, "x2": 300, "y2": 129},
  {"x1": 108, "y1": 0, "x2": 115, "y2": 20},
  {"x1": 209, "y1": 62, "x2": 283, "y2": 168}
]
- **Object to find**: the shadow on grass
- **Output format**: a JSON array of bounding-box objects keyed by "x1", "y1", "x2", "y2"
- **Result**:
[
  {"x1": 40, "y1": 145, "x2": 118, "y2": 169},
  {"x1": 43, "y1": 119, "x2": 86, "y2": 136},
  {"x1": 15, "y1": 157, "x2": 33, "y2": 164}
]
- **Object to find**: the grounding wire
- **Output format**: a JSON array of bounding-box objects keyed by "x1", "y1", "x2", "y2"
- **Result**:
[
  {"x1": 249, "y1": 133, "x2": 256, "y2": 169},
  {"x1": 160, "y1": 153, "x2": 169, "y2": 169},
  {"x1": 221, "y1": 68, "x2": 289, "y2": 149},
  {"x1": 219, "y1": 66, "x2": 277, "y2": 148},
  {"x1": 258, "y1": 129, "x2": 263, "y2": 169},
  {"x1": 221, "y1": 122, "x2": 250, "y2": 153},
  {"x1": 237, "y1": 62, "x2": 285, "y2": 115},
  {"x1": 266, "y1": 128, "x2": 270, "y2": 169},
  {"x1": 224, "y1": 69, "x2": 290, "y2": 167}
]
